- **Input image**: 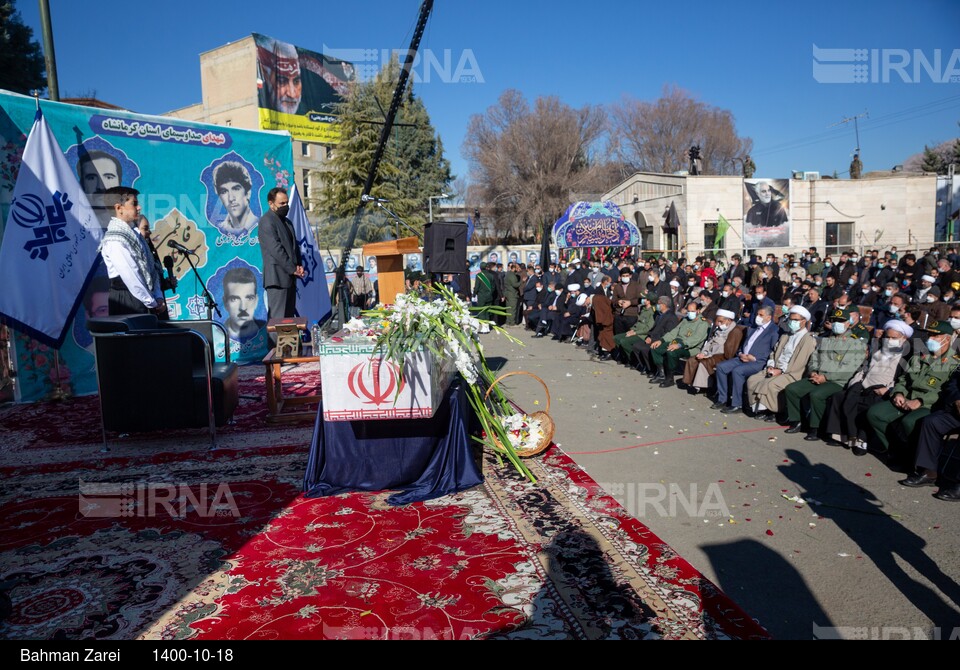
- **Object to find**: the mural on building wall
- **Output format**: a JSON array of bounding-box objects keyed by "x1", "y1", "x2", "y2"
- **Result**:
[{"x1": 743, "y1": 178, "x2": 790, "y2": 249}]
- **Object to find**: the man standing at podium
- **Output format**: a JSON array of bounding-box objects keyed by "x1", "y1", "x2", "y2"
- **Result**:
[{"x1": 259, "y1": 187, "x2": 304, "y2": 336}]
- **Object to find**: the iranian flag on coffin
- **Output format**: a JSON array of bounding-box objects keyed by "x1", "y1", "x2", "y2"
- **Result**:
[{"x1": 318, "y1": 330, "x2": 455, "y2": 421}]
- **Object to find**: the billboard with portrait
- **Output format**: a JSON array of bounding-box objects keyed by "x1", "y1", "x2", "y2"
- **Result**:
[
  {"x1": 254, "y1": 33, "x2": 355, "y2": 144},
  {"x1": 0, "y1": 91, "x2": 294, "y2": 402},
  {"x1": 743, "y1": 178, "x2": 790, "y2": 249}
]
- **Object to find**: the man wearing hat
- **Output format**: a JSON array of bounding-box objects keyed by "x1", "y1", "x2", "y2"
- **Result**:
[
  {"x1": 715, "y1": 306, "x2": 779, "y2": 413},
  {"x1": 915, "y1": 274, "x2": 937, "y2": 304},
  {"x1": 667, "y1": 279, "x2": 684, "y2": 315},
  {"x1": 745, "y1": 305, "x2": 817, "y2": 420},
  {"x1": 865, "y1": 315, "x2": 960, "y2": 456},
  {"x1": 613, "y1": 294, "x2": 656, "y2": 362},
  {"x1": 822, "y1": 320, "x2": 913, "y2": 454},
  {"x1": 682, "y1": 309, "x2": 744, "y2": 393},
  {"x1": 899, "y1": 365, "x2": 960, "y2": 500},
  {"x1": 632, "y1": 296, "x2": 680, "y2": 375},
  {"x1": 612, "y1": 266, "x2": 644, "y2": 335},
  {"x1": 649, "y1": 301, "x2": 711, "y2": 387},
  {"x1": 550, "y1": 284, "x2": 585, "y2": 341},
  {"x1": 783, "y1": 305, "x2": 868, "y2": 440}
]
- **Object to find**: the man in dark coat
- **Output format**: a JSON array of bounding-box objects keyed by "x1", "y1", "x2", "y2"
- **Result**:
[
  {"x1": 259, "y1": 187, "x2": 304, "y2": 333},
  {"x1": 632, "y1": 296, "x2": 680, "y2": 374}
]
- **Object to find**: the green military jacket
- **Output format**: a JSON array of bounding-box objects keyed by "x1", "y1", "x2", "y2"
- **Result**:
[
  {"x1": 806, "y1": 261, "x2": 825, "y2": 278},
  {"x1": 633, "y1": 306, "x2": 655, "y2": 338},
  {"x1": 808, "y1": 331, "x2": 868, "y2": 387},
  {"x1": 662, "y1": 317, "x2": 710, "y2": 356},
  {"x1": 893, "y1": 351, "x2": 960, "y2": 407},
  {"x1": 850, "y1": 322, "x2": 870, "y2": 340}
]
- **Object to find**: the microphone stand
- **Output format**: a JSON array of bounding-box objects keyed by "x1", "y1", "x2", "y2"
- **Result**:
[
  {"x1": 376, "y1": 201, "x2": 422, "y2": 241},
  {"x1": 181, "y1": 251, "x2": 221, "y2": 319}
]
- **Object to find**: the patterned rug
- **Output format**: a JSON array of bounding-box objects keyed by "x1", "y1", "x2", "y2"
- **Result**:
[{"x1": 0, "y1": 367, "x2": 769, "y2": 640}]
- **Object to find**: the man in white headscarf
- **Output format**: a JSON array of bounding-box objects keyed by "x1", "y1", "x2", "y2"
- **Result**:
[{"x1": 746, "y1": 305, "x2": 817, "y2": 421}]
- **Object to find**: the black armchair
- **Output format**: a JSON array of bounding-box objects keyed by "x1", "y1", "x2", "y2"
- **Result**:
[{"x1": 87, "y1": 315, "x2": 239, "y2": 449}]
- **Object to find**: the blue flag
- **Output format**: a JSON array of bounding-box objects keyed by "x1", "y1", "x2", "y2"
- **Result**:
[
  {"x1": 289, "y1": 183, "x2": 331, "y2": 327},
  {"x1": 0, "y1": 109, "x2": 102, "y2": 348},
  {"x1": 466, "y1": 215, "x2": 475, "y2": 244}
]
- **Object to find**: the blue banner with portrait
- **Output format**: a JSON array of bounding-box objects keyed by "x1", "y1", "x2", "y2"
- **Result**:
[{"x1": 0, "y1": 90, "x2": 294, "y2": 403}]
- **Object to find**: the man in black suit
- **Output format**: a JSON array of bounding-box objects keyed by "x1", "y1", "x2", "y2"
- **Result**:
[
  {"x1": 632, "y1": 296, "x2": 680, "y2": 374},
  {"x1": 258, "y1": 187, "x2": 304, "y2": 336}
]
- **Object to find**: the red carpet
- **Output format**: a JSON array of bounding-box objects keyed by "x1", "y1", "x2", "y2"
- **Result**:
[{"x1": 0, "y1": 365, "x2": 769, "y2": 640}]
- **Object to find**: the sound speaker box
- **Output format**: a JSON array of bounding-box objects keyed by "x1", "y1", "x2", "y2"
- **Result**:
[{"x1": 423, "y1": 221, "x2": 468, "y2": 274}]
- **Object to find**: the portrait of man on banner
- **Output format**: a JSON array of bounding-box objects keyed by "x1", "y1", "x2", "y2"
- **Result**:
[
  {"x1": 253, "y1": 33, "x2": 354, "y2": 144},
  {"x1": 743, "y1": 178, "x2": 790, "y2": 249},
  {"x1": 200, "y1": 152, "x2": 264, "y2": 237},
  {"x1": 208, "y1": 259, "x2": 268, "y2": 347},
  {"x1": 65, "y1": 137, "x2": 142, "y2": 229}
]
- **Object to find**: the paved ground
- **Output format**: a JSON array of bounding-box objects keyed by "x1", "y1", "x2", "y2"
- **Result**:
[{"x1": 482, "y1": 326, "x2": 960, "y2": 640}]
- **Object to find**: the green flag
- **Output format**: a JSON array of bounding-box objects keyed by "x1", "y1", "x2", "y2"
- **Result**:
[{"x1": 714, "y1": 213, "x2": 730, "y2": 249}]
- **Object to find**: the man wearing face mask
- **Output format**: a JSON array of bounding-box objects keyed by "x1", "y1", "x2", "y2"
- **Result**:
[
  {"x1": 745, "y1": 306, "x2": 817, "y2": 421},
  {"x1": 259, "y1": 187, "x2": 304, "y2": 331},
  {"x1": 611, "y1": 267, "x2": 643, "y2": 335},
  {"x1": 915, "y1": 274, "x2": 936, "y2": 304},
  {"x1": 742, "y1": 287, "x2": 775, "y2": 327},
  {"x1": 682, "y1": 309, "x2": 744, "y2": 394},
  {"x1": 613, "y1": 294, "x2": 655, "y2": 363},
  {"x1": 783, "y1": 306, "x2": 868, "y2": 440},
  {"x1": 822, "y1": 321, "x2": 913, "y2": 454},
  {"x1": 649, "y1": 301, "x2": 710, "y2": 387},
  {"x1": 715, "y1": 306, "x2": 779, "y2": 413},
  {"x1": 632, "y1": 296, "x2": 680, "y2": 375},
  {"x1": 718, "y1": 282, "x2": 744, "y2": 319},
  {"x1": 865, "y1": 316, "x2": 959, "y2": 456},
  {"x1": 920, "y1": 285, "x2": 950, "y2": 322}
]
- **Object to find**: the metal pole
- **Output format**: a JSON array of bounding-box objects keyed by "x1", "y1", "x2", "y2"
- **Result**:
[
  {"x1": 37, "y1": 0, "x2": 59, "y2": 101},
  {"x1": 429, "y1": 197, "x2": 433, "y2": 223}
]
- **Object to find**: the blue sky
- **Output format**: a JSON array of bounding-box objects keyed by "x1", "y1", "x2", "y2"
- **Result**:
[{"x1": 16, "y1": 0, "x2": 960, "y2": 184}]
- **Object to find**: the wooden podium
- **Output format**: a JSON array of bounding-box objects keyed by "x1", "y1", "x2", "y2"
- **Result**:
[{"x1": 363, "y1": 236, "x2": 421, "y2": 306}]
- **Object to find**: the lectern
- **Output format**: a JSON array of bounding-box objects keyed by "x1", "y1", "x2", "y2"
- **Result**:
[{"x1": 362, "y1": 236, "x2": 421, "y2": 306}]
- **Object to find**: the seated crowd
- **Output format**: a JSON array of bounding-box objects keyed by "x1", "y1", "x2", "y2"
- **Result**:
[{"x1": 487, "y1": 246, "x2": 960, "y2": 503}]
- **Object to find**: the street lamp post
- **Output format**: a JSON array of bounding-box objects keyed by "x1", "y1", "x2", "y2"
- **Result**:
[{"x1": 428, "y1": 192, "x2": 450, "y2": 223}]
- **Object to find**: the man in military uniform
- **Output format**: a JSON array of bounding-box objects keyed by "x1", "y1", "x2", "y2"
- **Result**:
[
  {"x1": 649, "y1": 300, "x2": 710, "y2": 388},
  {"x1": 899, "y1": 365, "x2": 960, "y2": 498},
  {"x1": 783, "y1": 306, "x2": 868, "y2": 440},
  {"x1": 865, "y1": 317, "x2": 959, "y2": 454},
  {"x1": 613, "y1": 293, "x2": 655, "y2": 363}
]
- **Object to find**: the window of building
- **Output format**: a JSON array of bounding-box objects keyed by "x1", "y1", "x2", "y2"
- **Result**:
[
  {"x1": 302, "y1": 169, "x2": 311, "y2": 204},
  {"x1": 825, "y1": 221, "x2": 853, "y2": 258},
  {"x1": 703, "y1": 220, "x2": 718, "y2": 252},
  {"x1": 300, "y1": 143, "x2": 310, "y2": 157}
]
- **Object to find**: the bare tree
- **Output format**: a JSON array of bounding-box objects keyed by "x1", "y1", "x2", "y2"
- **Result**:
[
  {"x1": 610, "y1": 85, "x2": 752, "y2": 176},
  {"x1": 463, "y1": 90, "x2": 607, "y2": 242}
]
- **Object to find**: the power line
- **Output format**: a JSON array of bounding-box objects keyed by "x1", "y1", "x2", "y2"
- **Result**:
[{"x1": 752, "y1": 94, "x2": 960, "y2": 157}]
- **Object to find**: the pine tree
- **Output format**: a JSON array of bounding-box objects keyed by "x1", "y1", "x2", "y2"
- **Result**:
[
  {"x1": 313, "y1": 58, "x2": 451, "y2": 247},
  {"x1": 0, "y1": 1, "x2": 46, "y2": 95},
  {"x1": 920, "y1": 145, "x2": 946, "y2": 174}
]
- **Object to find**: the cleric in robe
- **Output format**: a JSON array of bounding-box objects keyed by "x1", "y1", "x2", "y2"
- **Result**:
[{"x1": 744, "y1": 180, "x2": 789, "y2": 228}]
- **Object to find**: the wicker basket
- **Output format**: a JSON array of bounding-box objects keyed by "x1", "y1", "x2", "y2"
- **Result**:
[{"x1": 485, "y1": 371, "x2": 555, "y2": 457}]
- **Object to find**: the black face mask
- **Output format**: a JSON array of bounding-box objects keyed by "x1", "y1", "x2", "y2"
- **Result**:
[{"x1": 275, "y1": 205, "x2": 290, "y2": 219}]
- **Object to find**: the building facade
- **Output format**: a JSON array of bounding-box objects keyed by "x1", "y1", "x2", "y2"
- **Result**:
[{"x1": 603, "y1": 171, "x2": 939, "y2": 258}]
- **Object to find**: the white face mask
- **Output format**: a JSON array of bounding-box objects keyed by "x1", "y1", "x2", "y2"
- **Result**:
[
  {"x1": 831, "y1": 322, "x2": 847, "y2": 335},
  {"x1": 717, "y1": 323, "x2": 729, "y2": 331},
  {"x1": 536, "y1": 287, "x2": 543, "y2": 292},
  {"x1": 883, "y1": 338, "x2": 905, "y2": 353},
  {"x1": 755, "y1": 316, "x2": 766, "y2": 327},
  {"x1": 950, "y1": 318, "x2": 960, "y2": 331},
  {"x1": 927, "y1": 295, "x2": 937, "y2": 303},
  {"x1": 686, "y1": 311, "x2": 698, "y2": 321},
  {"x1": 621, "y1": 276, "x2": 631, "y2": 284},
  {"x1": 889, "y1": 304, "x2": 899, "y2": 314}
]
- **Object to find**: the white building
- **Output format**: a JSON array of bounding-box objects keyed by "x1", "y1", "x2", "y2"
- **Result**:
[{"x1": 603, "y1": 171, "x2": 939, "y2": 258}]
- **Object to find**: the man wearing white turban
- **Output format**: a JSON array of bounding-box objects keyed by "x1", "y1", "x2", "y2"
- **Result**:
[{"x1": 746, "y1": 305, "x2": 817, "y2": 420}]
